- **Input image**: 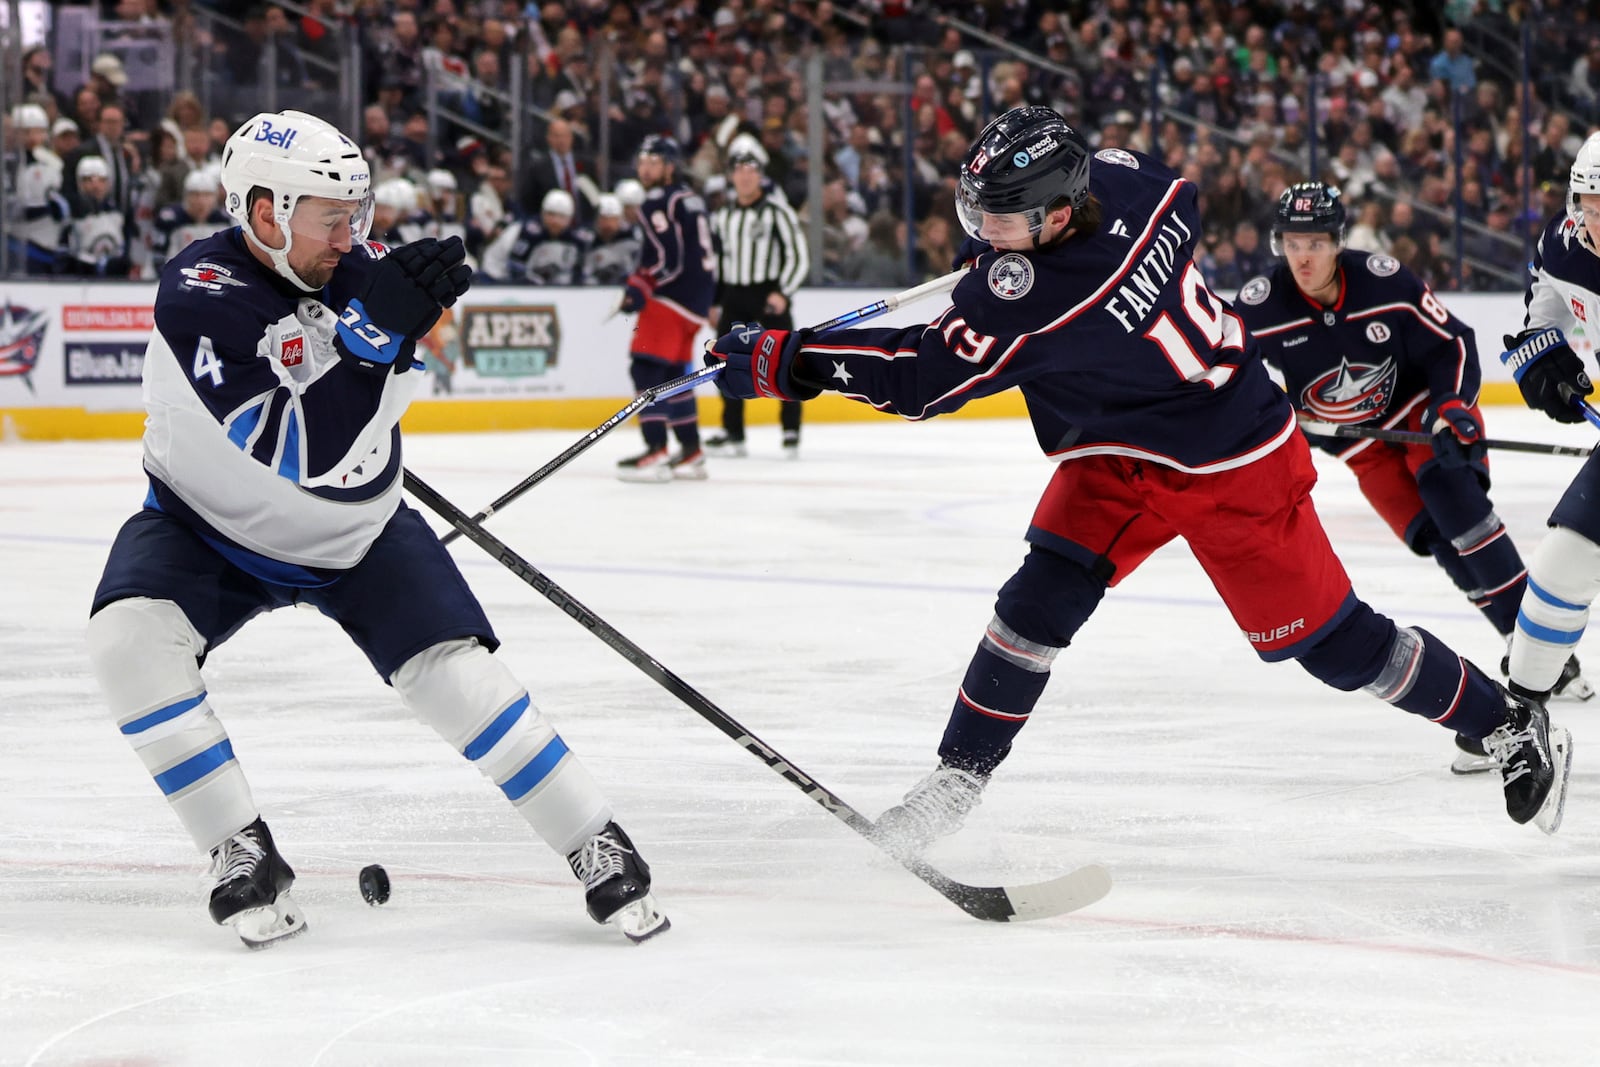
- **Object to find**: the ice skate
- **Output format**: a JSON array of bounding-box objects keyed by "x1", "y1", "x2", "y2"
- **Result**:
[
  {"x1": 669, "y1": 448, "x2": 708, "y2": 480},
  {"x1": 871, "y1": 763, "x2": 987, "y2": 860},
  {"x1": 1450, "y1": 732, "x2": 1497, "y2": 775},
  {"x1": 208, "y1": 817, "x2": 306, "y2": 949},
  {"x1": 782, "y1": 431, "x2": 800, "y2": 461},
  {"x1": 1484, "y1": 690, "x2": 1573, "y2": 833},
  {"x1": 1499, "y1": 649, "x2": 1593, "y2": 702},
  {"x1": 704, "y1": 434, "x2": 747, "y2": 458},
  {"x1": 617, "y1": 447, "x2": 672, "y2": 483},
  {"x1": 567, "y1": 821, "x2": 669, "y2": 943}
]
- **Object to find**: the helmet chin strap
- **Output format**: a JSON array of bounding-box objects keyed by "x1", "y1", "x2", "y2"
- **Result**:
[{"x1": 241, "y1": 214, "x2": 320, "y2": 292}]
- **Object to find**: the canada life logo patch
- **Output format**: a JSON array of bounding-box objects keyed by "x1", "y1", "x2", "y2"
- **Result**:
[
  {"x1": 988, "y1": 253, "x2": 1034, "y2": 300},
  {"x1": 1300, "y1": 357, "x2": 1399, "y2": 424},
  {"x1": 1572, "y1": 297, "x2": 1587, "y2": 323}
]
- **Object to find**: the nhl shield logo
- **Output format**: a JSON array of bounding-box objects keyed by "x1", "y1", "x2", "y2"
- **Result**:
[{"x1": 988, "y1": 253, "x2": 1034, "y2": 300}]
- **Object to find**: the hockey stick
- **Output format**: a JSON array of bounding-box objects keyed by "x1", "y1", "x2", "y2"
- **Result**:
[
  {"x1": 404, "y1": 468, "x2": 1111, "y2": 921},
  {"x1": 1298, "y1": 417, "x2": 1594, "y2": 458},
  {"x1": 439, "y1": 268, "x2": 970, "y2": 545}
]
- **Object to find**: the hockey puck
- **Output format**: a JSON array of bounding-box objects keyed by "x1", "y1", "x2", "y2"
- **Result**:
[{"x1": 359, "y1": 863, "x2": 391, "y2": 906}]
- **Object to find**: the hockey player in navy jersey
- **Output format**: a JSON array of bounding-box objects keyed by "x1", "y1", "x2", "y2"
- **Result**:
[
  {"x1": 495, "y1": 188, "x2": 593, "y2": 286},
  {"x1": 1234, "y1": 181, "x2": 1590, "y2": 775},
  {"x1": 615, "y1": 134, "x2": 717, "y2": 482},
  {"x1": 84, "y1": 110, "x2": 668, "y2": 948},
  {"x1": 149, "y1": 168, "x2": 231, "y2": 271},
  {"x1": 706, "y1": 106, "x2": 1572, "y2": 847},
  {"x1": 1499, "y1": 130, "x2": 1600, "y2": 731}
]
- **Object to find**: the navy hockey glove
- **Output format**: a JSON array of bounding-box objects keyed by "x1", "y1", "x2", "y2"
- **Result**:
[
  {"x1": 336, "y1": 237, "x2": 471, "y2": 374},
  {"x1": 1501, "y1": 327, "x2": 1593, "y2": 424},
  {"x1": 704, "y1": 322, "x2": 822, "y2": 401},
  {"x1": 1423, "y1": 395, "x2": 1485, "y2": 469},
  {"x1": 619, "y1": 269, "x2": 655, "y2": 314}
]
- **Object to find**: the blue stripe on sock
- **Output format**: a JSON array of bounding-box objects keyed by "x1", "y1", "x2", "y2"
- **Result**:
[
  {"x1": 499, "y1": 735, "x2": 569, "y2": 802},
  {"x1": 121, "y1": 692, "x2": 207, "y2": 735},
  {"x1": 153, "y1": 739, "x2": 236, "y2": 796},
  {"x1": 462, "y1": 695, "x2": 530, "y2": 762},
  {"x1": 1527, "y1": 579, "x2": 1587, "y2": 613},
  {"x1": 1517, "y1": 610, "x2": 1585, "y2": 646}
]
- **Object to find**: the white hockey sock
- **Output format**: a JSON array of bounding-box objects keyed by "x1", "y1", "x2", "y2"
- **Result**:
[
  {"x1": 1511, "y1": 527, "x2": 1600, "y2": 693},
  {"x1": 86, "y1": 598, "x2": 258, "y2": 853},
  {"x1": 392, "y1": 639, "x2": 611, "y2": 855}
]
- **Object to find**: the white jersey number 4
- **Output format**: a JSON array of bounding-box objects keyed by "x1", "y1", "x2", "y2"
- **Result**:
[{"x1": 192, "y1": 336, "x2": 225, "y2": 387}]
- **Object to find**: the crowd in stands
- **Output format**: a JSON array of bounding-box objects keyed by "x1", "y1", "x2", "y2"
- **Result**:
[{"x1": 5, "y1": 1, "x2": 1600, "y2": 292}]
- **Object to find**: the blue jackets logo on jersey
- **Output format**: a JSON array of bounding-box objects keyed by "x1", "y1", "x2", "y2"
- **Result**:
[
  {"x1": 988, "y1": 253, "x2": 1035, "y2": 300},
  {"x1": 1300, "y1": 357, "x2": 1398, "y2": 423}
]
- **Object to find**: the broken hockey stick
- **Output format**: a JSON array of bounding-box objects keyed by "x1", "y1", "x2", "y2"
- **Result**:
[
  {"x1": 439, "y1": 267, "x2": 971, "y2": 545},
  {"x1": 404, "y1": 468, "x2": 1111, "y2": 922},
  {"x1": 1298, "y1": 417, "x2": 1594, "y2": 458}
]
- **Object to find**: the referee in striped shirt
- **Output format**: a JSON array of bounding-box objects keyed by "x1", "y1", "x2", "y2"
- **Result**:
[{"x1": 706, "y1": 141, "x2": 811, "y2": 458}]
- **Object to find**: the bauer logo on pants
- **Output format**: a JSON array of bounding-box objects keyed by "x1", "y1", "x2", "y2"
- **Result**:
[{"x1": 460, "y1": 305, "x2": 562, "y2": 378}]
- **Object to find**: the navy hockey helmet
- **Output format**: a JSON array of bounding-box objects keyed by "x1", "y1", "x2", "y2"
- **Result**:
[
  {"x1": 637, "y1": 134, "x2": 682, "y2": 166},
  {"x1": 1270, "y1": 181, "x2": 1347, "y2": 255},
  {"x1": 956, "y1": 106, "x2": 1090, "y2": 241}
]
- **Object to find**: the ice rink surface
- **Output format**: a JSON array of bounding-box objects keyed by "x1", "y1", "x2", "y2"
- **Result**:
[{"x1": 3, "y1": 408, "x2": 1600, "y2": 1066}]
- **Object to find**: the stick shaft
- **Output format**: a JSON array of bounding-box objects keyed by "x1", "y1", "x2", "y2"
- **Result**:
[
  {"x1": 440, "y1": 269, "x2": 969, "y2": 543},
  {"x1": 1299, "y1": 419, "x2": 1592, "y2": 458}
]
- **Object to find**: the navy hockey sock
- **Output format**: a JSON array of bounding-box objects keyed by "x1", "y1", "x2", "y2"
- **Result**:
[
  {"x1": 1297, "y1": 603, "x2": 1506, "y2": 737},
  {"x1": 1416, "y1": 469, "x2": 1527, "y2": 634},
  {"x1": 937, "y1": 629, "x2": 1058, "y2": 777}
]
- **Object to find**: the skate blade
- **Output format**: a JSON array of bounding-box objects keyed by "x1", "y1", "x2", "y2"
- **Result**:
[
  {"x1": 1534, "y1": 728, "x2": 1574, "y2": 835},
  {"x1": 616, "y1": 466, "x2": 673, "y2": 483},
  {"x1": 231, "y1": 891, "x2": 309, "y2": 950},
  {"x1": 1450, "y1": 753, "x2": 1498, "y2": 776},
  {"x1": 610, "y1": 894, "x2": 670, "y2": 944}
]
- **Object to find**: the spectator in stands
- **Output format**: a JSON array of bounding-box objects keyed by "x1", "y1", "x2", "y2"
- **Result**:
[
  {"x1": 1381, "y1": 64, "x2": 1428, "y2": 134},
  {"x1": 1231, "y1": 220, "x2": 1270, "y2": 279},
  {"x1": 1429, "y1": 28, "x2": 1477, "y2": 93},
  {"x1": 21, "y1": 46, "x2": 68, "y2": 120},
  {"x1": 519, "y1": 118, "x2": 587, "y2": 220},
  {"x1": 1533, "y1": 112, "x2": 1577, "y2": 186},
  {"x1": 374, "y1": 9, "x2": 426, "y2": 111},
  {"x1": 1345, "y1": 200, "x2": 1392, "y2": 254}
]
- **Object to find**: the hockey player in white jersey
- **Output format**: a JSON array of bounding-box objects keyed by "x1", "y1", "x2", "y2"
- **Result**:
[
  {"x1": 1500, "y1": 130, "x2": 1600, "y2": 715},
  {"x1": 580, "y1": 193, "x2": 640, "y2": 286},
  {"x1": 85, "y1": 110, "x2": 668, "y2": 948},
  {"x1": 5, "y1": 103, "x2": 70, "y2": 274},
  {"x1": 58, "y1": 156, "x2": 134, "y2": 276}
]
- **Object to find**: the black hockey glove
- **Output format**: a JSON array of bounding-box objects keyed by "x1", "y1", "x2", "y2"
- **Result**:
[
  {"x1": 335, "y1": 237, "x2": 472, "y2": 374},
  {"x1": 1423, "y1": 394, "x2": 1485, "y2": 469},
  {"x1": 1500, "y1": 327, "x2": 1593, "y2": 424},
  {"x1": 704, "y1": 322, "x2": 822, "y2": 401}
]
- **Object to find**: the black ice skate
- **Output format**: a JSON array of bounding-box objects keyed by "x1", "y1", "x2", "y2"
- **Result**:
[
  {"x1": 208, "y1": 816, "x2": 306, "y2": 949},
  {"x1": 703, "y1": 433, "x2": 747, "y2": 458},
  {"x1": 1484, "y1": 690, "x2": 1573, "y2": 834},
  {"x1": 1499, "y1": 649, "x2": 1593, "y2": 702},
  {"x1": 1450, "y1": 732, "x2": 1497, "y2": 776},
  {"x1": 567, "y1": 821, "x2": 669, "y2": 943},
  {"x1": 871, "y1": 763, "x2": 987, "y2": 860},
  {"x1": 616, "y1": 447, "x2": 672, "y2": 483}
]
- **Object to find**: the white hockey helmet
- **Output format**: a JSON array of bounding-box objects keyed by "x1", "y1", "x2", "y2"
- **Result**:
[
  {"x1": 425, "y1": 168, "x2": 458, "y2": 193},
  {"x1": 10, "y1": 103, "x2": 48, "y2": 130},
  {"x1": 597, "y1": 193, "x2": 622, "y2": 218},
  {"x1": 374, "y1": 177, "x2": 419, "y2": 212},
  {"x1": 614, "y1": 178, "x2": 646, "y2": 208},
  {"x1": 541, "y1": 188, "x2": 576, "y2": 217},
  {"x1": 183, "y1": 167, "x2": 220, "y2": 195},
  {"x1": 77, "y1": 156, "x2": 111, "y2": 181},
  {"x1": 1567, "y1": 132, "x2": 1600, "y2": 241},
  {"x1": 220, "y1": 110, "x2": 373, "y2": 291}
]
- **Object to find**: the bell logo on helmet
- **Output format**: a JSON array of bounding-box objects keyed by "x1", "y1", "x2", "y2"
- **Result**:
[{"x1": 253, "y1": 120, "x2": 298, "y2": 150}]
